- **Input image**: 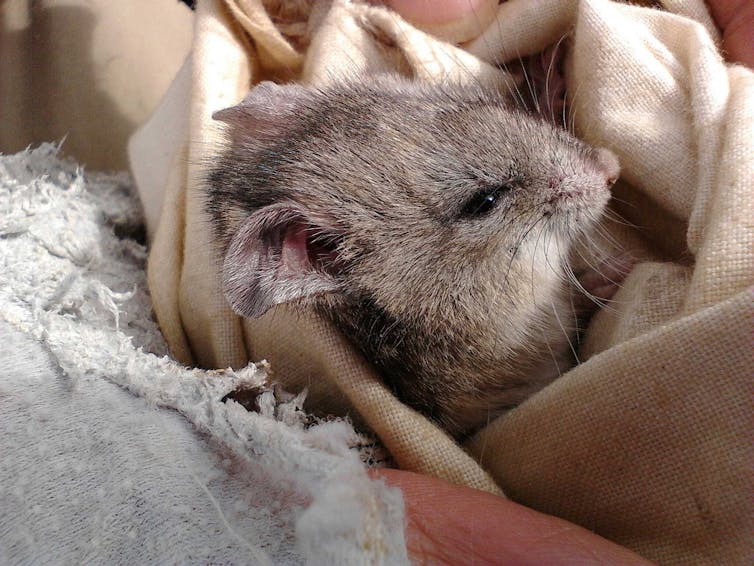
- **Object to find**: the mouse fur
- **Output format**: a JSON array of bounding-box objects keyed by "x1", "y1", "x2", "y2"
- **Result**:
[{"x1": 206, "y1": 75, "x2": 619, "y2": 438}]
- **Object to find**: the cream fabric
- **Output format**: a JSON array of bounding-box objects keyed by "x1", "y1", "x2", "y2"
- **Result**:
[{"x1": 128, "y1": 1, "x2": 754, "y2": 564}]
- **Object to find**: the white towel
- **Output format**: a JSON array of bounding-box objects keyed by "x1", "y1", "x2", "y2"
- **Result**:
[{"x1": 0, "y1": 144, "x2": 408, "y2": 565}]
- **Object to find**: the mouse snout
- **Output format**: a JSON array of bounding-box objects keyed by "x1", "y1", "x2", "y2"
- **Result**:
[
  {"x1": 591, "y1": 147, "x2": 620, "y2": 186},
  {"x1": 542, "y1": 145, "x2": 617, "y2": 212}
]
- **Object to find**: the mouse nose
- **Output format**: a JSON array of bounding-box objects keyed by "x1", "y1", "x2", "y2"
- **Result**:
[{"x1": 592, "y1": 148, "x2": 620, "y2": 185}]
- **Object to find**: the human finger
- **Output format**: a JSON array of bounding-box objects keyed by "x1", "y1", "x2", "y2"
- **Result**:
[
  {"x1": 372, "y1": 469, "x2": 656, "y2": 566},
  {"x1": 375, "y1": 0, "x2": 499, "y2": 43},
  {"x1": 706, "y1": 0, "x2": 754, "y2": 68}
]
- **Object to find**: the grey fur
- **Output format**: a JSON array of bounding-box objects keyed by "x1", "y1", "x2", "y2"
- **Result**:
[{"x1": 206, "y1": 76, "x2": 618, "y2": 438}]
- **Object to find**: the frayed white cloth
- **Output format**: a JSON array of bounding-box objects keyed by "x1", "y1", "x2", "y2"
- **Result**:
[{"x1": 0, "y1": 144, "x2": 407, "y2": 565}]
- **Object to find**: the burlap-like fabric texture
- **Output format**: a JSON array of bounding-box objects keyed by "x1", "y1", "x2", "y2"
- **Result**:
[{"x1": 129, "y1": 1, "x2": 754, "y2": 564}]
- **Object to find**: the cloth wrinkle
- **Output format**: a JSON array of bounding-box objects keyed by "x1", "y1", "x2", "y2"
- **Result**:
[
  {"x1": 2, "y1": 0, "x2": 744, "y2": 563},
  {"x1": 0, "y1": 144, "x2": 408, "y2": 565}
]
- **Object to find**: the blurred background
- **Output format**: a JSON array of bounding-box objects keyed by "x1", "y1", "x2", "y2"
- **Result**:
[{"x1": 0, "y1": 0, "x2": 193, "y2": 170}]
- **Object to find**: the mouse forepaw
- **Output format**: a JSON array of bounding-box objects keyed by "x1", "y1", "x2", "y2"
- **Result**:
[{"x1": 576, "y1": 252, "x2": 636, "y2": 305}]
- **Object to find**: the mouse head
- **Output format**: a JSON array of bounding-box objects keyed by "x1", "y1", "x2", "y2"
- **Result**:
[
  {"x1": 208, "y1": 77, "x2": 618, "y2": 433},
  {"x1": 210, "y1": 78, "x2": 617, "y2": 323}
]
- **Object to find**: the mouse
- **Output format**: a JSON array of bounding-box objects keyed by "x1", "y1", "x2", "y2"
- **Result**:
[{"x1": 205, "y1": 74, "x2": 621, "y2": 438}]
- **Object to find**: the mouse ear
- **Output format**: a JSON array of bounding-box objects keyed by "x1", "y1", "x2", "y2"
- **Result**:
[
  {"x1": 212, "y1": 81, "x2": 309, "y2": 134},
  {"x1": 222, "y1": 203, "x2": 342, "y2": 319}
]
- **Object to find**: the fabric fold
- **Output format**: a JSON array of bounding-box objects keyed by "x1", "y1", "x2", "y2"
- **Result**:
[{"x1": 129, "y1": 1, "x2": 754, "y2": 563}]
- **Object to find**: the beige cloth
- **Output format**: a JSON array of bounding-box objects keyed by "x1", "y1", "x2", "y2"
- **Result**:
[{"x1": 128, "y1": 1, "x2": 754, "y2": 564}]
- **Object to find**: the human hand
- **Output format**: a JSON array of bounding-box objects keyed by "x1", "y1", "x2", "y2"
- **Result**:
[
  {"x1": 706, "y1": 0, "x2": 754, "y2": 67},
  {"x1": 373, "y1": 469, "x2": 655, "y2": 565},
  {"x1": 381, "y1": 0, "x2": 754, "y2": 69},
  {"x1": 380, "y1": 0, "x2": 499, "y2": 43}
]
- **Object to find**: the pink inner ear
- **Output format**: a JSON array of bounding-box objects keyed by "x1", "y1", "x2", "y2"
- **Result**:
[
  {"x1": 281, "y1": 221, "x2": 311, "y2": 272},
  {"x1": 222, "y1": 204, "x2": 343, "y2": 319}
]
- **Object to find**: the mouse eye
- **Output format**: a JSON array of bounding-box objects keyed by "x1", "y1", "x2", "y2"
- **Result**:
[{"x1": 461, "y1": 184, "x2": 511, "y2": 217}]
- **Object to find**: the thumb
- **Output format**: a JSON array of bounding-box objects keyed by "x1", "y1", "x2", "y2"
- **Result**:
[{"x1": 377, "y1": 0, "x2": 499, "y2": 43}]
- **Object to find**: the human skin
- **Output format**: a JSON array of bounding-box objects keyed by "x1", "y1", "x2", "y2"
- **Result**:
[
  {"x1": 384, "y1": 0, "x2": 497, "y2": 25},
  {"x1": 706, "y1": 0, "x2": 754, "y2": 67},
  {"x1": 370, "y1": 1, "x2": 753, "y2": 564},
  {"x1": 371, "y1": 469, "x2": 655, "y2": 565},
  {"x1": 384, "y1": 0, "x2": 754, "y2": 68}
]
